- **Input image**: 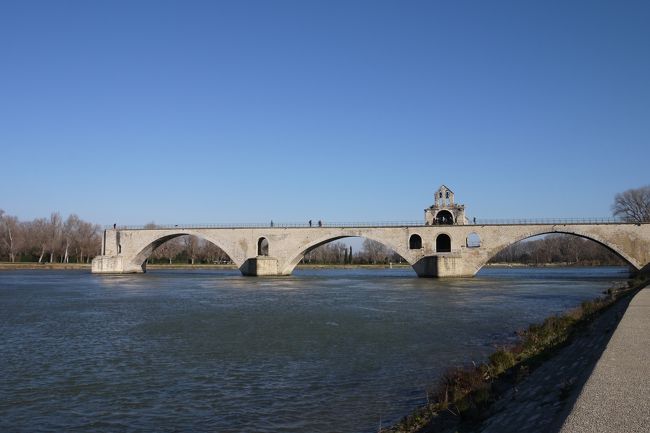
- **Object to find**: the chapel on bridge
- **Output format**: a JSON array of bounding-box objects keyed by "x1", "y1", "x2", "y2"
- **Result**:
[{"x1": 424, "y1": 185, "x2": 467, "y2": 225}]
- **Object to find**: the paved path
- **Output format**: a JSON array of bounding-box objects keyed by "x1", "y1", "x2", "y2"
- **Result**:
[
  {"x1": 474, "y1": 288, "x2": 639, "y2": 433},
  {"x1": 559, "y1": 286, "x2": 650, "y2": 433}
]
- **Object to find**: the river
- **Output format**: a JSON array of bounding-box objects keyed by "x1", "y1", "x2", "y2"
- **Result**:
[{"x1": 0, "y1": 266, "x2": 628, "y2": 432}]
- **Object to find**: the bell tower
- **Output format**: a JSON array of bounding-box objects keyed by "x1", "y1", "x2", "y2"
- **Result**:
[{"x1": 424, "y1": 185, "x2": 467, "y2": 225}]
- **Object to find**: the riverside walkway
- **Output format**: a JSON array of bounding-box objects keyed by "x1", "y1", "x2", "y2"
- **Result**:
[
  {"x1": 560, "y1": 285, "x2": 650, "y2": 433},
  {"x1": 472, "y1": 284, "x2": 648, "y2": 433}
]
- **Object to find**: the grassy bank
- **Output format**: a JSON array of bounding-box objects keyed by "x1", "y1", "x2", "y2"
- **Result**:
[
  {"x1": 0, "y1": 262, "x2": 91, "y2": 270},
  {"x1": 381, "y1": 274, "x2": 648, "y2": 433}
]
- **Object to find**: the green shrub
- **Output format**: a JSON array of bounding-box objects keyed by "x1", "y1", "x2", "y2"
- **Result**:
[{"x1": 488, "y1": 349, "x2": 516, "y2": 375}]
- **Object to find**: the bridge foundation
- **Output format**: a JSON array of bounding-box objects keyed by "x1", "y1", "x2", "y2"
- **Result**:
[
  {"x1": 412, "y1": 254, "x2": 474, "y2": 278},
  {"x1": 240, "y1": 256, "x2": 286, "y2": 276},
  {"x1": 91, "y1": 255, "x2": 144, "y2": 274}
]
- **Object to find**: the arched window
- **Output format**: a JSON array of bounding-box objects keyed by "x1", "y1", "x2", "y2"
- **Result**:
[
  {"x1": 436, "y1": 210, "x2": 454, "y2": 225},
  {"x1": 257, "y1": 237, "x2": 269, "y2": 256},
  {"x1": 436, "y1": 234, "x2": 451, "y2": 253},
  {"x1": 466, "y1": 232, "x2": 481, "y2": 248},
  {"x1": 409, "y1": 234, "x2": 422, "y2": 249}
]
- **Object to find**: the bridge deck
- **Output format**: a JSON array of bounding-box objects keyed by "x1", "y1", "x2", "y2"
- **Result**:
[{"x1": 110, "y1": 218, "x2": 630, "y2": 230}]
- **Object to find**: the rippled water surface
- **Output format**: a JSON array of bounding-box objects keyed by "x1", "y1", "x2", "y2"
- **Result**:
[{"x1": 0, "y1": 267, "x2": 628, "y2": 432}]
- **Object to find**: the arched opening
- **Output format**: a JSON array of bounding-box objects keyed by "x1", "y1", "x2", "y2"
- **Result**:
[
  {"x1": 436, "y1": 234, "x2": 451, "y2": 253},
  {"x1": 132, "y1": 228, "x2": 237, "y2": 271},
  {"x1": 148, "y1": 234, "x2": 234, "y2": 266},
  {"x1": 286, "y1": 235, "x2": 413, "y2": 276},
  {"x1": 485, "y1": 233, "x2": 628, "y2": 270},
  {"x1": 257, "y1": 237, "x2": 269, "y2": 256},
  {"x1": 466, "y1": 232, "x2": 481, "y2": 248},
  {"x1": 436, "y1": 210, "x2": 454, "y2": 225},
  {"x1": 301, "y1": 237, "x2": 407, "y2": 265},
  {"x1": 409, "y1": 234, "x2": 422, "y2": 249}
]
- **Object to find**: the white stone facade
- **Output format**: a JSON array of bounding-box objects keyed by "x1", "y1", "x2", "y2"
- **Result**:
[{"x1": 424, "y1": 185, "x2": 467, "y2": 225}]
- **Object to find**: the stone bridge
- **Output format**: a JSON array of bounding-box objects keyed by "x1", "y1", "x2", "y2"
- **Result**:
[{"x1": 91, "y1": 222, "x2": 650, "y2": 277}]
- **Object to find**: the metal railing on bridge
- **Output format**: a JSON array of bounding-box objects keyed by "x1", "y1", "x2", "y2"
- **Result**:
[
  {"x1": 107, "y1": 217, "x2": 633, "y2": 230},
  {"x1": 468, "y1": 217, "x2": 627, "y2": 225},
  {"x1": 109, "y1": 221, "x2": 424, "y2": 230}
]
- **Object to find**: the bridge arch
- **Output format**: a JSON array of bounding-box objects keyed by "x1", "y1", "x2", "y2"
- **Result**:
[
  {"x1": 130, "y1": 230, "x2": 245, "y2": 272},
  {"x1": 280, "y1": 232, "x2": 414, "y2": 275},
  {"x1": 470, "y1": 227, "x2": 640, "y2": 275}
]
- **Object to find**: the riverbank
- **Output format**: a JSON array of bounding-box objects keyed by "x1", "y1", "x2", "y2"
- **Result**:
[
  {"x1": 0, "y1": 262, "x2": 91, "y2": 270},
  {"x1": 382, "y1": 276, "x2": 648, "y2": 433}
]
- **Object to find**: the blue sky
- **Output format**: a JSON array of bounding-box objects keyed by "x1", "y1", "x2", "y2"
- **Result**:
[{"x1": 1, "y1": 0, "x2": 648, "y2": 226}]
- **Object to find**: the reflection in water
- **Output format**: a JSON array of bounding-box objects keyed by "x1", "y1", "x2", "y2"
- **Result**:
[{"x1": 0, "y1": 267, "x2": 628, "y2": 432}]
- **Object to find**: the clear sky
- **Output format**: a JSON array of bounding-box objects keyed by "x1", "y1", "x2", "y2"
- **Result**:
[{"x1": 1, "y1": 0, "x2": 648, "y2": 226}]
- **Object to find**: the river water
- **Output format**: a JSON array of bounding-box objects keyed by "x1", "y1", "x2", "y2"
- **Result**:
[{"x1": 0, "y1": 267, "x2": 628, "y2": 432}]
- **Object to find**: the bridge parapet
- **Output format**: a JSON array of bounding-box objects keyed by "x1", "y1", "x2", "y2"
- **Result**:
[{"x1": 106, "y1": 217, "x2": 636, "y2": 231}]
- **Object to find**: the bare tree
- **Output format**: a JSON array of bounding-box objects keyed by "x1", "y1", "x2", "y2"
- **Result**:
[
  {"x1": 153, "y1": 237, "x2": 183, "y2": 264},
  {"x1": 76, "y1": 221, "x2": 101, "y2": 262},
  {"x1": 360, "y1": 238, "x2": 391, "y2": 264},
  {"x1": 612, "y1": 185, "x2": 650, "y2": 223},
  {"x1": 198, "y1": 240, "x2": 231, "y2": 264},
  {"x1": 47, "y1": 212, "x2": 63, "y2": 263},
  {"x1": 308, "y1": 241, "x2": 348, "y2": 264},
  {"x1": 26, "y1": 218, "x2": 51, "y2": 263},
  {"x1": 62, "y1": 214, "x2": 83, "y2": 263},
  {"x1": 184, "y1": 235, "x2": 199, "y2": 264},
  {"x1": 0, "y1": 210, "x2": 20, "y2": 262}
]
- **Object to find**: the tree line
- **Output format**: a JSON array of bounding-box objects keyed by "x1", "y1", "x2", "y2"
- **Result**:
[
  {"x1": 0, "y1": 210, "x2": 101, "y2": 263},
  {"x1": 301, "y1": 239, "x2": 405, "y2": 265},
  {"x1": 488, "y1": 234, "x2": 624, "y2": 266}
]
